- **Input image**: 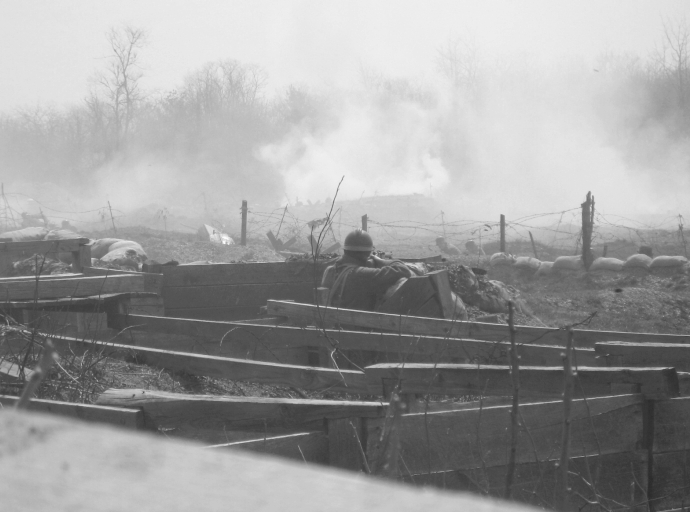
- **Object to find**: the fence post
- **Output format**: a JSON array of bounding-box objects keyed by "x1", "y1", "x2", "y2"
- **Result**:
[
  {"x1": 529, "y1": 231, "x2": 539, "y2": 259},
  {"x1": 361, "y1": 214, "x2": 368, "y2": 231},
  {"x1": 500, "y1": 214, "x2": 506, "y2": 253},
  {"x1": 581, "y1": 192, "x2": 594, "y2": 269},
  {"x1": 241, "y1": 200, "x2": 247, "y2": 246}
]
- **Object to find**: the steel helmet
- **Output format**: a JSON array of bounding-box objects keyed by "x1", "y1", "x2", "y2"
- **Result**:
[
  {"x1": 436, "y1": 236, "x2": 446, "y2": 244},
  {"x1": 343, "y1": 229, "x2": 374, "y2": 252}
]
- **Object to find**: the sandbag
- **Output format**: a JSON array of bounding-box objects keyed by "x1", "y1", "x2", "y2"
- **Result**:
[
  {"x1": 650, "y1": 255, "x2": 688, "y2": 269},
  {"x1": 90, "y1": 238, "x2": 125, "y2": 259},
  {"x1": 0, "y1": 227, "x2": 49, "y2": 242},
  {"x1": 552, "y1": 255, "x2": 584, "y2": 271},
  {"x1": 623, "y1": 253, "x2": 652, "y2": 270},
  {"x1": 513, "y1": 256, "x2": 541, "y2": 271},
  {"x1": 108, "y1": 240, "x2": 147, "y2": 258},
  {"x1": 489, "y1": 252, "x2": 515, "y2": 267},
  {"x1": 99, "y1": 247, "x2": 145, "y2": 270},
  {"x1": 535, "y1": 261, "x2": 554, "y2": 277},
  {"x1": 589, "y1": 257, "x2": 624, "y2": 272}
]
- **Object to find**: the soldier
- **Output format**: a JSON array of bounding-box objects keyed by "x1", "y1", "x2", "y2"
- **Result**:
[{"x1": 321, "y1": 229, "x2": 413, "y2": 311}]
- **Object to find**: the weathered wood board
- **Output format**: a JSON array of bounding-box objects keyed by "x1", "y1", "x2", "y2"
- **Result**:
[
  {"x1": 267, "y1": 300, "x2": 690, "y2": 347},
  {"x1": 208, "y1": 431, "x2": 329, "y2": 464},
  {"x1": 0, "y1": 274, "x2": 162, "y2": 300},
  {"x1": 365, "y1": 363, "x2": 679, "y2": 399},
  {"x1": 366, "y1": 394, "x2": 644, "y2": 475},
  {"x1": 596, "y1": 341, "x2": 690, "y2": 371},
  {"x1": 96, "y1": 388, "x2": 384, "y2": 443},
  {"x1": 0, "y1": 395, "x2": 143, "y2": 429},
  {"x1": 109, "y1": 314, "x2": 598, "y2": 367}
]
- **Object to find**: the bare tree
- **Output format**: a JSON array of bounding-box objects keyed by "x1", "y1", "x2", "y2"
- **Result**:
[
  {"x1": 652, "y1": 16, "x2": 690, "y2": 113},
  {"x1": 94, "y1": 25, "x2": 148, "y2": 151},
  {"x1": 436, "y1": 35, "x2": 481, "y2": 96}
]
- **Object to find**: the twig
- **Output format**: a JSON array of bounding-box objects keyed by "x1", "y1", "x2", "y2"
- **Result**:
[
  {"x1": 505, "y1": 300, "x2": 520, "y2": 499},
  {"x1": 14, "y1": 339, "x2": 57, "y2": 409},
  {"x1": 556, "y1": 327, "x2": 575, "y2": 509}
]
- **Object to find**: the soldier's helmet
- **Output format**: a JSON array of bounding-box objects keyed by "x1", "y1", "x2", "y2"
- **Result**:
[
  {"x1": 435, "y1": 236, "x2": 446, "y2": 245},
  {"x1": 344, "y1": 229, "x2": 374, "y2": 252}
]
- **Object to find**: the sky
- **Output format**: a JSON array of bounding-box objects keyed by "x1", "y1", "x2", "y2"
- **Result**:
[{"x1": 1, "y1": 0, "x2": 688, "y2": 112}]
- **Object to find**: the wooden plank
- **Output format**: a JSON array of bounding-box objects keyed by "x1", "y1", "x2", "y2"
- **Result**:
[
  {"x1": 426, "y1": 270, "x2": 455, "y2": 319},
  {"x1": 405, "y1": 451, "x2": 649, "y2": 512},
  {"x1": 207, "y1": 431, "x2": 329, "y2": 463},
  {"x1": 161, "y1": 261, "x2": 330, "y2": 287},
  {"x1": 365, "y1": 363, "x2": 679, "y2": 399},
  {"x1": 653, "y1": 397, "x2": 690, "y2": 453},
  {"x1": 0, "y1": 238, "x2": 90, "y2": 254},
  {"x1": 162, "y1": 282, "x2": 316, "y2": 310},
  {"x1": 266, "y1": 231, "x2": 283, "y2": 251},
  {"x1": 82, "y1": 267, "x2": 140, "y2": 277},
  {"x1": 45, "y1": 334, "x2": 369, "y2": 394},
  {"x1": 108, "y1": 314, "x2": 598, "y2": 367},
  {"x1": 0, "y1": 395, "x2": 143, "y2": 429},
  {"x1": 268, "y1": 300, "x2": 690, "y2": 348},
  {"x1": 0, "y1": 360, "x2": 35, "y2": 382},
  {"x1": 96, "y1": 388, "x2": 384, "y2": 443},
  {"x1": 650, "y1": 450, "x2": 690, "y2": 511},
  {"x1": 376, "y1": 275, "x2": 438, "y2": 316},
  {"x1": 164, "y1": 306, "x2": 267, "y2": 321},
  {"x1": 366, "y1": 394, "x2": 644, "y2": 475},
  {"x1": 596, "y1": 342, "x2": 690, "y2": 371},
  {"x1": 0, "y1": 274, "x2": 162, "y2": 301},
  {"x1": 399, "y1": 255, "x2": 444, "y2": 263},
  {"x1": 0, "y1": 411, "x2": 538, "y2": 512},
  {"x1": 0, "y1": 273, "x2": 83, "y2": 283}
]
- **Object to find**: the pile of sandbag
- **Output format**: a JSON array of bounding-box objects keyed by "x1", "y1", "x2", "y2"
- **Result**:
[
  {"x1": 90, "y1": 238, "x2": 148, "y2": 270},
  {"x1": 447, "y1": 264, "x2": 526, "y2": 314}
]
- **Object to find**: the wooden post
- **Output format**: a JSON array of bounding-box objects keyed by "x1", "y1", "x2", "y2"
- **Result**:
[
  {"x1": 556, "y1": 328, "x2": 575, "y2": 509},
  {"x1": 581, "y1": 192, "x2": 594, "y2": 269},
  {"x1": 505, "y1": 301, "x2": 519, "y2": 499},
  {"x1": 107, "y1": 201, "x2": 117, "y2": 234},
  {"x1": 361, "y1": 214, "x2": 368, "y2": 231},
  {"x1": 528, "y1": 231, "x2": 539, "y2": 259},
  {"x1": 500, "y1": 214, "x2": 506, "y2": 253},
  {"x1": 241, "y1": 200, "x2": 247, "y2": 246}
]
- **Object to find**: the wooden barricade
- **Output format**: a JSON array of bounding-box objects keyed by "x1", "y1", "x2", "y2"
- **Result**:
[
  {"x1": 267, "y1": 300, "x2": 690, "y2": 348},
  {"x1": 0, "y1": 237, "x2": 91, "y2": 276},
  {"x1": 157, "y1": 261, "x2": 330, "y2": 321},
  {"x1": 107, "y1": 314, "x2": 599, "y2": 367}
]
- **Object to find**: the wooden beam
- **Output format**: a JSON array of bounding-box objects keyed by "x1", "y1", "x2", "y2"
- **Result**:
[
  {"x1": 0, "y1": 238, "x2": 90, "y2": 255},
  {"x1": 366, "y1": 394, "x2": 644, "y2": 475},
  {"x1": 268, "y1": 300, "x2": 690, "y2": 348},
  {"x1": 82, "y1": 267, "x2": 140, "y2": 277},
  {"x1": 0, "y1": 274, "x2": 162, "y2": 301},
  {"x1": 45, "y1": 334, "x2": 368, "y2": 394},
  {"x1": 207, "y1": 431, "x2": 329, "y2": 464},
  {"x1": 161, "y1": 261, "x2": 330, "y2": 287},
  {"x1": 108, "y1": 314, "x2": 598, "y2": 367},
  {"x1": 596, "y1": 341, "x2": 690, "y2": 371},
  {"x1": 652, "y1": 397, "x2": 690, "y2": 453},
  {"x1": 1, "y1": 411, "x2": 536, "y2": 512},
  {"x1": 162, "y1": 282, "x2": 316, "y2": 310},
  {"x1": 96, "y1": 388, "x2": 384, "y2": 442},
  {"x1": 426, "y1": 270, "x2": 455, "y2": 319},
  {"x1": 364, "y1": 363, "x2": 679, "y2": 399},
  {"x1": 0, "y1": 395, "x2": 143, "y2": 429},
  {"x1": 162, "y1": 306, "x2": 271, "y2": 322}
]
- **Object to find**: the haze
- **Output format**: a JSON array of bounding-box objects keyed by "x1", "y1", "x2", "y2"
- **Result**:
[{"x1": 2, "y1": 0, "x2": 690, "y2": 230}]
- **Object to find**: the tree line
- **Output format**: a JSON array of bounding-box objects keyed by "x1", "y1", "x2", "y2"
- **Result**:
[{"x1": 1, "y1": 20, "x2": 690, "y2": 205}]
